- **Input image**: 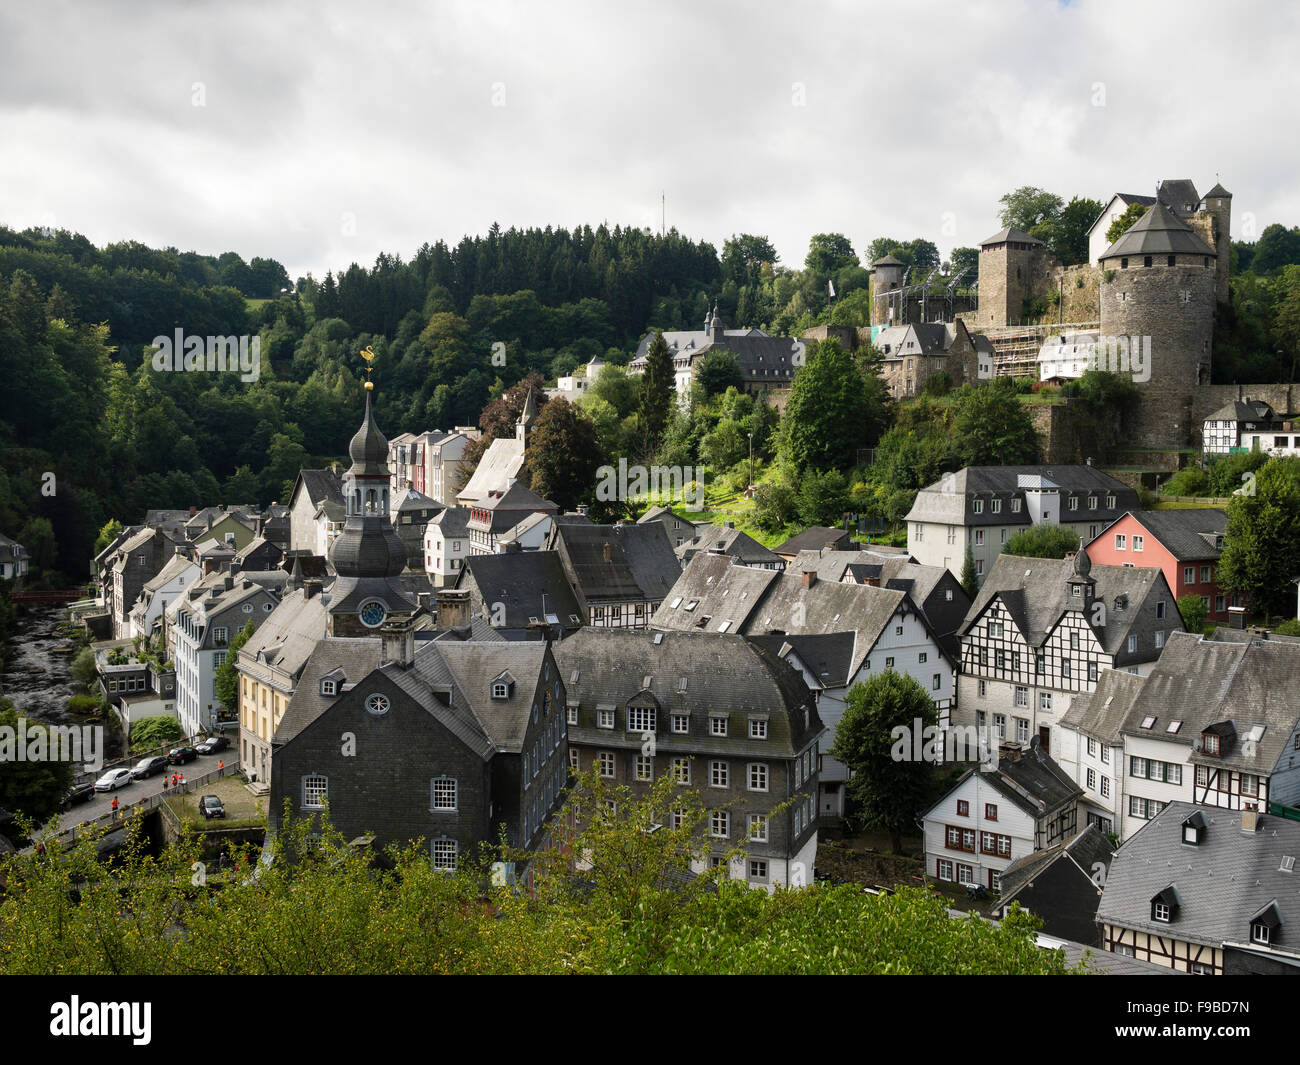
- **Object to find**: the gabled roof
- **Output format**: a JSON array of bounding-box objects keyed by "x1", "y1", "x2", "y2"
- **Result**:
[
  {"x1": 553, "y1": 522, "x2": 680, "y2": 603},
  {"x1": 1097, "y1": 509, "x2": 1226, "y2": 562},
  {"x1": 1204, "y1": 398, "x2": 1277, "y2": 424},
  {"x1": 392, "y1": 486, "x2": 443, "y2": 513},
  {"x1": 457, "y1": 437, "x2": 525, "y2": 504},
  {"x1": 1100, "y1": 201, "x2": 1215, "y2": 260},
  {"x1": 140, "y1": 553, "x2": 198, "y2": 594},
  {"x1": 458, "y1": 551, "x2": 584, "y2": 633},
  {"x1": 997, "y1": 823, "x2": 1114, "y2": 908},
  {"x1": 960, "y1": 552, "x2": 1179, "y2": 661},
  {"x1": 650, "y1": 552, "x2": 779, "y2": 632},
  {"x1": 291, "y1": 469, "x2": 344, "y2": 509},
  {"x1": 676, "y1": 524, "x2": 782, "y2": 567},
  {"x1": 906, "y1": 465, "x2": 1137, "y2": 526},
  {"x1": 273, "y1": 637, "x2": 383, "y2": 745},
  {"x1": 1156, "y1": 178, "x2": 1201, "y2": 215},
  {"x1": 423, "y1": 640, "x2": 550, "y2": 751},
  {"x1": 554, "y1": 629, "x2": 824, "y2": 759},
  {"x1": 1204, "y1": 182, "x2": 1231, "y2": 199},
  {"x1": 772, "y1": 526, "x2": 853, "y2": 558},
  {"x1": 428, "y1": 506, "x2": 471, "y2": 539},
  {"x1": 237, "y1": 586, "x2": 330, "y2": 684},
  {"x1": 1097, "y1": 802, "x2": 1300, "y2": 951}
]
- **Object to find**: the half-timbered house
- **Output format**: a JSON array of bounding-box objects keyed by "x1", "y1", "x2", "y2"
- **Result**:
[{"x1": 955, "y1": 548, "x2": 1180, "y2": 766}]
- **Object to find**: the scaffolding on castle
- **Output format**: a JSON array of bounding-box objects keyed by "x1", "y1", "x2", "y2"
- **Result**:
[{"x1": 972, "y1": 321, "x2": 1101, "y2": 378}]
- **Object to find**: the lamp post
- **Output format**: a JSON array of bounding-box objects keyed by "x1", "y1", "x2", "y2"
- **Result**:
[{"x1": 747, "y1": 432, "x2": 754, "y2": 492}]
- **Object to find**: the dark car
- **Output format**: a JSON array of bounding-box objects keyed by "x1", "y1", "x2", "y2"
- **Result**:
[
  {"x1": 167, "y1": 746, "x2": 198, "y2": 765},
  {"x1": 131, "y1": 755, "x2": 170, "y2": 779},
  {"x1": 198, "y1": 795, "x2": 226, "y2": 820},
  {"x1": 63, "y1": 781, "x2": 95, "y2": 809},
  {"x1": 195, "y1": 735, "x2": 230, "y2": 755}
]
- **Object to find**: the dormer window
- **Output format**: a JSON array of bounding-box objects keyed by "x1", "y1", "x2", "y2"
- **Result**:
[
  {"x1": 321, "y1": 679, "x2": 337, "y2": 696},
  {"x1": 1203, "y1": 733, "x2": 1220, "y2": 757},
  {"x1": 492, "y1": 682, "x2": 509, "y2": 699},
  {"x1": 1150, "y1": 885, "x2": 1179, "y2": 924},
  {"x1": 1250, "y1": 902, "x2": 1281, "y2": 945},
  {"x1": 1181, "y1": 810, "x2": 1205, "y2": 846}
]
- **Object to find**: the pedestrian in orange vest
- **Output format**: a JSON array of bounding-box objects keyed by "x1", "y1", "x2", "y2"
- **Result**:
[
  {"x1": 111, "y1": 796, "x2": 119, "y2": 817},
  {"x1": 162, "y1": 775, "x2": 169, "y2": 790},
  {"x1": 218, "y1": 760, "x2": 224, "y2": 777}
]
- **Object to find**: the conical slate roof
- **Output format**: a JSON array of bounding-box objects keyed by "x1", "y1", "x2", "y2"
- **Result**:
[
  {"x1": 1073, "y1": 545, "x2": 1092, "y2": 578},
  {"x1": 1204, "y1": 182, "x2": 1231, "y2": 199},
  {"x1": 978, "y1": 227, "x2": 1044, "y2": 248},
  {"x1": 1099, "y1": 201, "x2": 1216, "y2": 260},
  {"x1": 347, "y1": 389, "x2": 390, "y2": 477},
  {"x1": 871, "y1": 254, "x2": 905, "y2": 267}
]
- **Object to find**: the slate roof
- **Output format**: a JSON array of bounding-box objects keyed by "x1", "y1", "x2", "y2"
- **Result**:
[
  {"x1": 1100, "y1": 201, "x2": 1216, "y2": 260},
  {"x1": 874, "y1": 322, "x2": 969, "y2": 360},
  {"x1": 1204, "y1": 398, "x2": 1277, "y2": 425},
  {"x1": 633, "y1": 327, "x2": 771, "y2": 362},
  {"x1": 747, "y1": 632, "x2": 858, "y2": 688},
  {"x1": 1204, "y1": 182, "x2": 1231, "y2": 199},
  {"x1": 553, "y1": 522, "x2": 680, "y2": 604},
  {"x1": 428, "y1": 505, "x2": 470, "y2": 539},
  {"x1": 772, "y1": 526, "x2": 854, "y2": 558},
  {"x1": 1098, "y1": 630, "x2": 1300, "y2": 779},
  {"x1": 422, "y1": 640, "x2": 550, "y2": 751},
  {"x1": 237, "y1": 587, "x2": 329, "y2": 687},
  {"x1": 273, "y1": 637, "x2": 383, "y2": 744},
  {"x1": 998, "y1": 823, "x2": 1115, "y2": 908},
  {"x1": 965, "y1": 551, "x2": 1178, "y2": 662},
  {"x1": 675, "y1": 524, "x2": 782, "y2": 567},
  {"x1": 870, "y1": 254, "x2": 905, "y2": 267},
  {"x1": 787, "y1": 547, "x2": 912, "y2": 582},
  {"x1": 141, "y1": 553, "x2": 197, "y2": 594},
  {"x1": 554, "y1": 628, "x2": 824, "y2": 759},
  {"x1": 1059, "y1": 667, "x2": 1147, "y2": 744},
  {"x1": 906, "y1": 465, "x2": 1138, "y2": 527},
  {"x1": 293, "y1": 469, "x2": 344, "y2": 509},
  {"x1": 654, "y1": 552, "x2": 923, "y2": 678},
  {"x1": 457, "y1": 551, "x2": 585, "y2": 633},
  {"x1": 1097, "y1": 801, "x2": 1300, "y2": 951},
  {"x1": 1156, "y1": 178, "x2": 1201, "y2": 216},
  {"x1": 392, "y1": 486, "x2": 443, "y2": 513},
  {"x1": 1112, "y1": 509, "x2": 1227, "y2": 562},
  {"x1": 978, "y1": 227, "x2": 1044, "y2": 247},
  {"x1": 458, "y1": 437, "x2": 525, "y2": 504}
]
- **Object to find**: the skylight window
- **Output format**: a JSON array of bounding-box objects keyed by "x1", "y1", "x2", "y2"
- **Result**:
[
  {"x1": 1140, "y1": 715, "x2": 1157, "y2": 729},
  {"x1": 1166, "y1": 720, "x2": 1182, "y2": 734},
  {"x1": 671, "y1": 596, "x2": 683, "y2": 609}
]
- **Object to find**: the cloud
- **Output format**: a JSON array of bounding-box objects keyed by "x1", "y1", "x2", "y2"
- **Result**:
[{"x1": 0, "y1": 0, "x2": 1295, "y2": 279}]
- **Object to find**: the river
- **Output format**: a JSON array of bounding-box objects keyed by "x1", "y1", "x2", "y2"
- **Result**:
[{"x1": 0, "y1": 602, "x2": 125, "y2": 759}]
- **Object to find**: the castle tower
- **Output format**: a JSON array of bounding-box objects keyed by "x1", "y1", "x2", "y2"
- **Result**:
[
  {"x1": 869, "y1": 255, "x2": 905, "y2": 326},
  {"x1": 1065, "y1": 543, "x2": 1095, "y2": 613},
  {"x1": 1098, "y1": 202, "x2": 1217, "y2": 450},
  {"x1": 327, "y1": 375, "x2": 419, "y2": 636},
  {"x1": 975, "y1": 227, "x2": 1047, "y2": 328},
  {"x1": 1201, "y1": 182, "x2": 1232, "y2": 305},
  {"x1": 516, "y1": 385, "x2": 537, "y2": 445}
]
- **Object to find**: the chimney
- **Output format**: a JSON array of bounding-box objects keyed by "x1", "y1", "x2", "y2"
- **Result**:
[
  {"x1": 577, "y1": 504, "x2": 588, "y2": 517},
  {"x1": 602, "y1": 543, "x2": 612, "y2": 563},
  {"x1": 381, "y1": 617, "x2": 416, "y2": 669},
  {"x1": 1228, "y1": 606, "x2": 1247, "y2": 629},
  {"x1": 436, "y1": 588, "x2": 470, "y2": 629},
  {"x1": 230, "y1": 561, "x2": 242, "y2": 576},
  {"x1": 304, "y1": 579, "x2": 323, "y2": 600},
  {"x1": 725, "y1": 520, "x2": 734, "y2": 530},
  {"x1": 1242, "y1": 807, "x2": 1260, "y2": 834},
  {"x1": 189, "y1": 506, "x2": 197, "y2": 517},
  {"x1": 801, "y1": 570, "x2": 816, "y2": 588},
  {"x1": 223, "y1": 575, "x2": 234, "y2": 591}
]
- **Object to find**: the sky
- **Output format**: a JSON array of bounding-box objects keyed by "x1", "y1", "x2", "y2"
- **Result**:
[{"x1": 1, "y1": 0, "x2": 1297, "y2": 281}]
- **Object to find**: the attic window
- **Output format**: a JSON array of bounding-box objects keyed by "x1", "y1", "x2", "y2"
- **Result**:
[
  {"x1": 1251, "y1": 903, "x2": 1281, "y2": 944},
  {"x1": 1281, "y1": 856, "x2": 1296, "y2": 874},
  {"x1": 670, "y1": 597, "x2": 683, "y2": 609},
  {"x1": 1150, "y1": 886, "x2": 1179, "y2": 923},
  {"x1": 320, "y1": 679, "x2": 337, "y2": 696},
  {"x1": 492, "y1": 682, "x2": 509, "y2": 699},
  {"x1": 1140, "y1": 715, "x2": 1157, "y2": 729},
  {"x1": 642, "y1": 675, "x2": 653, "y2": 690},
  {"x1": 653, "y1": 633, "x2": 664, "y2": 645},
  {"x1": 1166, "y1": 720, "x2": 1182, "y2": 734},
  {"x1": 717, "y1": 620, "x2": 731, "y2": 632},
  {"x1": 1182, "y1": 811, "x2": 1205, "y2": 846},
  {"x1": 684, "y1": 600, "x2": 698, "y2": 612},
  {"x1": 678, "y1": 677, "x2": 688, "y2": 692},
  {"x1": 1203, "y1": 733, "x2": 1221, "y2": 757}
]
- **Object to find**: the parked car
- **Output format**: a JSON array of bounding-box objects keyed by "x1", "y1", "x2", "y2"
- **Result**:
[
  {"x1": 132, "y1": 755, "x2": 170, "y2": 779},
  {"x1": 198, "y1": 794, "x2": 226, "y2": 820},
  {"x1": 195, "y1": 736, "x2": 230, "y2": 755},
  {"x1": 63, "y1": 781, "x2": 96, "y2": 808},
  {"x1": 94, "y1": 768, "x2": 133, "y2": 792},
  {"x1": 167, "y1": 746, "x2": 198, "y2": 765}
]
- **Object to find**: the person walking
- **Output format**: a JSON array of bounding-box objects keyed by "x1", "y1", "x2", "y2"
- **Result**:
[{"x1": 111, "y1": 796, "x2": 119, "y2": 818}]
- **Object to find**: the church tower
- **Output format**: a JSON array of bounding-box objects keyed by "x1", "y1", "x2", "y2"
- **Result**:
[{"x1": 326, "y1": 353, "x2": 419, "y2": 636}]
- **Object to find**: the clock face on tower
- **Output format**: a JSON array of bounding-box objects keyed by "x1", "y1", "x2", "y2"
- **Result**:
[{"x1": 359, "y1": 599, "x2": 388, "y2": 628}]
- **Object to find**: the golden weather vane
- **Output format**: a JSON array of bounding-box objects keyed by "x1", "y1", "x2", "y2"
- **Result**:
[{"x1": 360, "y1": 345, "x2": 376, "y2": 390}]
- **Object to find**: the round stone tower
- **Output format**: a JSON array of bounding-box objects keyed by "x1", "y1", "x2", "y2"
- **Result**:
[
  {"x1": 1098, "y1": 201, "x2": 1217, "y2": 449},
  {"x1": 870, "y1": 255, "x2": 905, "y2": 325},
  {"x1": 1201, "y1": 182, "x2": 1232, "y2": 305}
]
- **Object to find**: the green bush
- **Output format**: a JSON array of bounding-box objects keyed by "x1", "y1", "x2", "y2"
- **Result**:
[
  {"x1": 1274, "y1": 618, "x2": 1300, "y2": 636},
  {"x1": 66, "y1": 694, "x2": 100, "y2": 716},
  {"x1": 1160, "y1": 468, "x2": 1209, "y2": 496},
  {"x1": 130, "y1": 715, "x2": 184, "y2": 753}
]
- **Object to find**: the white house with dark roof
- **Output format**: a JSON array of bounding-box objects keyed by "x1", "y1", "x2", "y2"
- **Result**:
[
  {"x1": 1098, "y1": 801, "x2": 1300, "y2": 974},
  {"x1": 1061, "y1": 628, "x2": 1300, "y2": 842},
  {"x1": 0, "y1": 533, "x2": 30, "y2": 584},
  {"x1": 655, "y1": 552, "x2": 956, "y2": 819},
  {"x1": 955, "y1": 548, "x2": 1182, "y2": 770},
  {"x1": 287, "y1": 468, "x2": 344, "y2": 554},
  {"x1": 1202, "y1": 397, "x2": 1281, "y2": 456},
  {"x1": 906, "y1": 465, "x2": 1141, "y2": 583},
  {"x1": 922, "y1": 742, "x2": 1082, "y2": 894}
]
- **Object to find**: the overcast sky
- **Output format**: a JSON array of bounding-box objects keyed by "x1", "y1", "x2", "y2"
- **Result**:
[{"x1": 2, "y1": 0, "x2": 1296, "y2": 281}]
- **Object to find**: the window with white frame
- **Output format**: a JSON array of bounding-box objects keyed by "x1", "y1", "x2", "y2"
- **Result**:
[
  {"x1": 566, "y1": 705, "x2": 578, "y2": 725},
  {"x1": 748, "y1": 859, "x2": 768, "y2": 882},
  {"x1": 748, "y1": 763, "x2": 769, "y2": 792},
  {"x1": 597, "y1": 708, "x2": 614, "y2": 729},
  {"x1": 1115, "y1": 534, "x2": 1126, "y2": 550},
  {"x1": 569, "y1": 748, "x2": 579, "y2": 771},
  {"x1": 1133, "y1": 535, "x2": 1143, "y2": 552},
  {"x1": 302, "y1": 775, "x2": 327, "y2": 809},
  {"x1": 710, "y1": 810, "x2": 729, "y2": 839},
  {"x1": 1015, "y1": 686, "x2": 1028, "y2": 708},
  {"x1": 1016, "y1": 718, "x2": 1029, "y2": 743},
  {"x1": 709, "y1": 715, "x2": 727, "y2": 737},
  {"x1": 628, "y1": 706, "x2": 656, "y2": 733},
  {"x1": 634, "y1": 755, "x2": 653, "y2": 782},
  {"x1": 710, "y1": 760, "x2": 728, "y2": 788},
  {"x1": 671, "y1": 713, "x2": 689, "y2": 734},
  {"x1": 598, "y1": 752, "x2": 615, "y2": 778},
  {"x1": 431, "y1": 777, "x2": 457, "y2": 810},
  {"x1": 432, "y1": 838, "x2": 458, "y2": 871},
  {"x1": 936, "y1": 858, "x2": 954, "y2": 881},
  {"x1": 748, "y1": 814, "x2": 768, "y2": 842},
  {"x1": 672, "y1": 757, "x2": 691, "y2": 784},
  {"x1": 749, "y1": 717, "x2": 768, "y2": 739}
]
